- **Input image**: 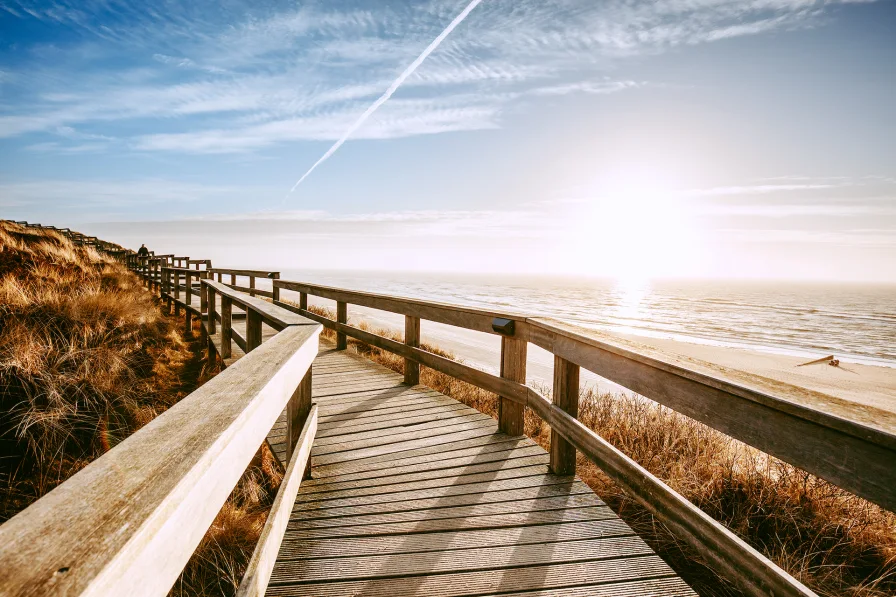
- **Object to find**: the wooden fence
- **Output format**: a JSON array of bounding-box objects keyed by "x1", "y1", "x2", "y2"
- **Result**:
[{"x1": 3, "y1": 220, "x2": 895, "y2": 597}]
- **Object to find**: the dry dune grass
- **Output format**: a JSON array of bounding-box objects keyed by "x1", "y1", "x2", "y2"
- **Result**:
[
  {"x1": 171, "y1": 442, "x2": 283, "y2": 597},
  {"x1": 0, "y1": 222, "x2": 280, "y2": 597},
  {"x1": 0, "y1": 222, "x2": 193, "y2": 517},
  {"x1": 306, "y1": 304, "x2": 896, "y2": 597}
]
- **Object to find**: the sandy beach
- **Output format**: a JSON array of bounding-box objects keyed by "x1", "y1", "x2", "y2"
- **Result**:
[
  {"x1": 617, "y1": 333, "x2": 896, "y2": 414},
  {"x1": 308, "y1": 295, "x2": 896, "y2": 417}
]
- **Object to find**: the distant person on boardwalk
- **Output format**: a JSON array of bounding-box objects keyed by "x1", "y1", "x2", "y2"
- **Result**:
[{"x1": 137, "y1": 244, "x2": 150, "y2": 257}]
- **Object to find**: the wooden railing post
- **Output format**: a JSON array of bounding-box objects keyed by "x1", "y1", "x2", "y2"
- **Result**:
[
  {"x1": 499, "y1": 336, "x2": 527, "y2": 436},
  {"x1": 550, "y1": 355, "x2": 580, "y2": 475},
  {"x1": 199, "y1": 272, "x2": 208, "y2": 314},
  {"x1": 164, "y1": 269, "x2": 172, "y2": 313},
  {"x1": 404, "y1": 315, "x2": 420, "y2": 385},
  {"x1": 247, "y1": 308, "x2": 262, "y2": 352},
  {"x1": 300, "y1": 292, "x2": 308, "y2": 310},
  {"x1": 174, "y1": 271, "x2": 181, "y2": 316},
  {"x1": 286, "y1": 368, "x2": 313, "y2": 478},
  {"x1": 221, "y1": 296, "x2": 232, "y2": 359},
  {"x1": 184, "y1": 273, "x2": 193, "y2": 334},
  {"x1": 336, "y1": 301, "x2": 347, "y2": 350},
  {"x1": 207, "y1": 286, "x2": 217, "y2": 334},
  {"x1": 199, "y1": 272, "x2": 209, "y2": 344},
  {"x1": 249, "y1": 275, "x2": 256, "y2": 298}
]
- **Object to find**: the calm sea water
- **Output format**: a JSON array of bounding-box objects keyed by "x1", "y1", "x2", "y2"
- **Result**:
[{"x1": 278, "y1": 270, "x2": 896, "y2": 367}]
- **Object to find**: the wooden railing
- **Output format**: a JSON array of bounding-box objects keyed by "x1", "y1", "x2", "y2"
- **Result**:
[
  {"x1": 209, "y1": 268, "x2": 280, "y2": 298},
  {"x1": 6, "y1": 220, "x2": 895, "y2": 597},
  {"x1": 0, "y1": 221, "x2": 322, "y2": 597},
  {"x1": 266, "y1": 279, "x2": 896, "y2": 597}
]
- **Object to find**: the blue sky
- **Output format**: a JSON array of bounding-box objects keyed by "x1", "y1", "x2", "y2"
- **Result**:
[{"x1": 1, "y1": 0, "x2": 894, "y2": 281}]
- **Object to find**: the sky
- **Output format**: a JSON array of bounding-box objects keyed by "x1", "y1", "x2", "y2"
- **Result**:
[{"x1": 1, "y1": 0, "x2": 895, "y2": 282}]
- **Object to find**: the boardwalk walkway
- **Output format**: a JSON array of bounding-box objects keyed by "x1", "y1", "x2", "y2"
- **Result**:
[{"x1": 260, "y1": 340, "x2": 695, "y2": 597}]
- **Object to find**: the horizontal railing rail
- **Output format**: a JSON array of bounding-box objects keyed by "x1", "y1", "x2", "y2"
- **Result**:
[
  {"x1": 208, "y1": 268, "x2": 280, "y2": 298},
  {"x1": 204, "y1": 279, "x2": 311, "y2": 361},
  {"x1": 274, "y1": 280, "x2": 529, "y2": 338}
]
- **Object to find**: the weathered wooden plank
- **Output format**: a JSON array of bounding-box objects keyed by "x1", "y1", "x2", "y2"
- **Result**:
[
  {"x1": 312, "y1": 378, "x2": 404, "y2": 396},
  {"x1": 271, "y1": 535, "x2": 654, "y2": 584},
  {"x1": 312, "y1": 411, "x2": 493, "y2": 447},
  {"x1": 315, "y1": 409, "x2": 487, "y2": 440},
  {"x1": 289, "y1": 490, "x2": 600, "y2": 525},
  {"x1": 299, "y1": 464, "x2": 553, "y2": 503},
  {"x1": 311, "y1": 429, "x2": 526, "y2": 469},
  {"x1": 310, "y1": 417, "x2": 497, "y2": 458},
  {"x1": 266, "y1": 556, "x2": 683, "y2": 597},
  {"x1": 300, "y1": 454, "x2": 550, "y2": 495},
  {"x1": 289, "y1": 481, "x2": 593, "y2": 521},
  {"x1": 305, "y1": 444, "x2": 548, "y2": 486},
  {"x1": 293, "y1": 474, "x2": 577, "y2": 512},
  {"x1": 317, "y1": 401, "x2": 471, "y2": 428},
  {"x1": 476, "y1": 577, "x2": 696, "y2": 597},
  {"x1": 286, "y1": 504, "x2": 614, "y2": 540},
  {"x1": 279, "y1": 519, "x2": 633, "y2": 559}
]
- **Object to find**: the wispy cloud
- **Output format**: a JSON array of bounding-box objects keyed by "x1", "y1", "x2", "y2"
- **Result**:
[
  {"x1": 682, "y1": 183, "x2": 839, "y2": 197},
  {"x1": 701, "y1": 203, "x2": 896, "y2": 218},
  {"x1": 0, "y1": 0, "x2": 872, "y2": 154},
  {"x1": 0, "y1": 178, "x2": 273, "y2": 212}
]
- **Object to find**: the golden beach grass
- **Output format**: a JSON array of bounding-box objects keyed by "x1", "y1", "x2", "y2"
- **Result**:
[{"x1": 0, "y1": 222, "x2": 281, "y2": 596}]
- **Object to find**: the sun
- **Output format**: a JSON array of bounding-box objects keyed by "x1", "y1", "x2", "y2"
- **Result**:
[{"x1": 571, "y1": 168, "x2": 706, "y2": 281}]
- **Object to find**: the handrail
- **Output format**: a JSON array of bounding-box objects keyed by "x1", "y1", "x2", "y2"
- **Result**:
[
  {"x1": 205, "y1": 279, "x2": 309, "y2": 331},
  {"x1": 0, "y1": 323, "x2": 321, "y2": 597},
  {"x1": 275, "y1": 280, "x2": 529, "y2": 338},
  {"x1": 207, "y1": 268, "x2": 280, "y2": 298}
]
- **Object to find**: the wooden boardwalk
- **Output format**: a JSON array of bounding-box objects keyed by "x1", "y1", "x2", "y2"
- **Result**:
[{"x1": 262, "y1": 341, "x2": 695, "y2": 597}]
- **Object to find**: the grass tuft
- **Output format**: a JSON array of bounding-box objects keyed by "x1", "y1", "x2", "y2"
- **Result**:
[
  {"x1": 0, "y1": 222, "x2": 193, "y2": 518},
  {"x1": 0, "y1": 222, "x2": 282, "y2": 597}
]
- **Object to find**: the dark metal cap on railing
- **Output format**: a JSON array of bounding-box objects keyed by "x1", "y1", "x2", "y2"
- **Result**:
[{"x1": 491, "y1": 317, "x2": 515, "y2": 336}]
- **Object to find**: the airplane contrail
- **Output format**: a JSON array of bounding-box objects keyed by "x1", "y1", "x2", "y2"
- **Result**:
[{"x1": 287, "y1": 0, "x2": 484, "y2": 195}]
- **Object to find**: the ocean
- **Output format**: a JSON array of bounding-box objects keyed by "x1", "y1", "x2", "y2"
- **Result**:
[{"x1": 277, "y1": 270, "x2": 896, "y2": 369}]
